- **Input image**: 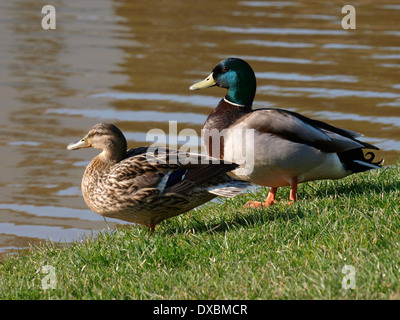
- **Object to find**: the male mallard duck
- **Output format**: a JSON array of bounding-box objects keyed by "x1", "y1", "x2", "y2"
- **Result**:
[
  {"x1": 67, "y1": 123, "x2": 250, "y2": 231},
  {"x1": 190, "y1": 57, "x2": 382, "y2": 208}
]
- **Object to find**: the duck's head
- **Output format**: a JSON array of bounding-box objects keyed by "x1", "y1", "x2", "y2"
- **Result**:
[
  {"x1": 190, "y1": 57, "x2": 256, "y2": 106},
  {"x1": 67, "y1": 123, "x2": 127, "y2": 162}
]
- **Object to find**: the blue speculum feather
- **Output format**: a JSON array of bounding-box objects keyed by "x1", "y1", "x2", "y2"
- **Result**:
[{"x1": 165, "y1": 169, "x2": 187, "y2": 189}]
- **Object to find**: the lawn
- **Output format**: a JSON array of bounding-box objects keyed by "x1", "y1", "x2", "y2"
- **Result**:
[{"x1": 1, "y1": 164, "x2": 399, "y2": 300}]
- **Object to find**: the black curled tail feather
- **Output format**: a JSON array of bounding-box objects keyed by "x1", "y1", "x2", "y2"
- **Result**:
[
  {"x1": 364, "y1": 151, "x2": 383, "y2": 166},
  {"x1": 338, "y1": 148, "x2": 383, "y2": 174}
]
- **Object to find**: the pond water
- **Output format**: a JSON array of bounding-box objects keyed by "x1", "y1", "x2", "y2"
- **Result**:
[{"x1": 1, "y1": 0, "x2": 399, "y2": 256}]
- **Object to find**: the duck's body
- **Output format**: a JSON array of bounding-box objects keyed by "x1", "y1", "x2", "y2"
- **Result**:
[
  {"x1": 68, "y1": 123, "x2": 249, "y2": 230},
  {"x1": 191, "y1": 58, "x2": 382, "y2": 207}
]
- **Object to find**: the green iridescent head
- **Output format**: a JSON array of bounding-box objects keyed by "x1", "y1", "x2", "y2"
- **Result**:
[{"x1": 190, "y1": 57, "x2": 257, "y2": 106}]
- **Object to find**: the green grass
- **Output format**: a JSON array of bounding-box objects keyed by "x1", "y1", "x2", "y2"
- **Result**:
[{"x1": 1, "y1": 164, "x2": 400, "y2": 299}]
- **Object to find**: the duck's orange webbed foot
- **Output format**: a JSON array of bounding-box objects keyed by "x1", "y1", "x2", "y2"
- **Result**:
[
  {"x1": 287, "y1": 177, "x2": 298, "y2": 205},
  {"x1": 244, "y1": 187, "x2": 277, "y2": 209},
  {"x1": 244, "y1": 200, "x2": 276, "y2": 208}
]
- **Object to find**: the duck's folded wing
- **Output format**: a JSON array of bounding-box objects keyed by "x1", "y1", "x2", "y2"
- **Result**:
[
  {"x1": 146, "y1": 148, "x2": 241, "y2": 193},
  {"x1": 243, "y1": 109, "x2": 371, "y2": 153},
  {"x1": 125, "y1": 146, "x2": 150, "y2": 157},
  {"x1": 109, "y1": 147, "x2": 243, "y2": 194}
]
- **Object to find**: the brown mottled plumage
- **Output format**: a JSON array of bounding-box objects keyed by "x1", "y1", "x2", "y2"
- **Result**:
[{"x1": 67, "y1": 123, "x2": 249, "y2": 232}]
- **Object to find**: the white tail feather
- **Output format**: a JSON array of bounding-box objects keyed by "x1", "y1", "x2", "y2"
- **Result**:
[
  {"x1": 207, "y1": 181, "x2": 251, "y2": 197},
  {"x1": 353, "y1": 160, "x2": 382, "y2": 170}
]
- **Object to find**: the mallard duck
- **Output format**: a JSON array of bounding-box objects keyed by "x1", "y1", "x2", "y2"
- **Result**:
[
  {"x1": 67, "y1": 123, "x2": 250, "y2": 231},
  {"x1": 190, "y1": 57, "x2": 382, "y2": 208}
]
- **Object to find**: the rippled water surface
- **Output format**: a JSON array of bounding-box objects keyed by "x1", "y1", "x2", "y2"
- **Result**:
[{"x1": 1, "y1": 0, "x2": 399, "y2": 255}]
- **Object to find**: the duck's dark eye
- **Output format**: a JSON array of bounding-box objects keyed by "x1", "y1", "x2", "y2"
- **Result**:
[{"x1": 221, "y1": 67, "x2": 229, "y2": 73}]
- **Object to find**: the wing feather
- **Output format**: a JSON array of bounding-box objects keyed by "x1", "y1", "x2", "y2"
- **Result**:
[{"x1": 242, "y1": 108, "x2": 371, "y2": 152}]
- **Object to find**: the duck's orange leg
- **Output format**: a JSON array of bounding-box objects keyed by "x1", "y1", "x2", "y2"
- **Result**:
[
  {"x1": 288, "y1": 177, "x2": 298, "y2": 204},
  {"x1": 244, "y1": 187, "x2": 278, "y2": 208}
]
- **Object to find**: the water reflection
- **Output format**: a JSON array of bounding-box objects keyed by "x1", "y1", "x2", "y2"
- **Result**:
[
  {"x1": 258, "y1": 85, "x2": 400, "y2": 99},
  {"x1": 241, "y1": 55, "x2": 316, "y2": 64},
  {"x1": 238, "y1": 1, "x2": 297, "y2": 8},
  {"x1": 91, "y1": 92, "x2": 220, "y2": 107},
  {"x1": 322, "y1": 43, "x2": 373, "y2": 50},
  {"x1": 312, "y1": 111, "x2": 400, "y2": 128},
  {"x1": 373, "y1": 54, "x2": 400, "y2": 60},
  {"x1": 201, "y1": 26, "x2": 348, "y2": 35},
  {"x1": 239, "y1": 39, "x2": 316, "y2": 48},
  {"x1": 257, "y1": 72, "x2": 358, "y2": 82},
  {"x1": 47, "y1": 107, "x2": 207, "y2": 125},
  {"x1": 0, "y1": 203, "x2": 95, "y2": 220}
]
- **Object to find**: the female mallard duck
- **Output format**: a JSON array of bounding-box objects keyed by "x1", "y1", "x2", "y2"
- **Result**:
[
  {"x1": 190, "y1": 57, "x2": 382, "y2": 208},
  {"x1": 67, "y1": 123, "x2": 250, "y2": 231}
]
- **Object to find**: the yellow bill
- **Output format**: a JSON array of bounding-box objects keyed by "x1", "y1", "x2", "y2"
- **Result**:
[
  {"x1": 67, "y1": 136, "x2": 91, "y2": 150},
  {"x1": 189, "y1": 72, "x2": 216, "y2": 90}
]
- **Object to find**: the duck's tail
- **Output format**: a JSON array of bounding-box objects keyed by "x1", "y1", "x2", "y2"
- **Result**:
[
  {"x1": 338, "y1": 148, "x2": 383, "y2": 174},
  {"x1": 207, "y1": 179, "x2": 251, "y2": 197}
]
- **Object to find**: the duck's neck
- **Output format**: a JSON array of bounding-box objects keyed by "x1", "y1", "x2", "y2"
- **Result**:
[
  {"x1": 224, "y1": 77, "x2": 255, "y2": 107},
  {"x1": 203, "y1": 99, "x2": 252, "y2": 158},
  {"x1": 84, "y1": 156, "x2": 112, "y2": 179},
  {"x1": 100, "y1": 148, "x2": 126, "y2": 164},
  {"x1": 204, "y1": 99, "x2": 252, "y2": 132},
  {"x1": 84, "y1": 151, "x2": 123, "y2": 182}
]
